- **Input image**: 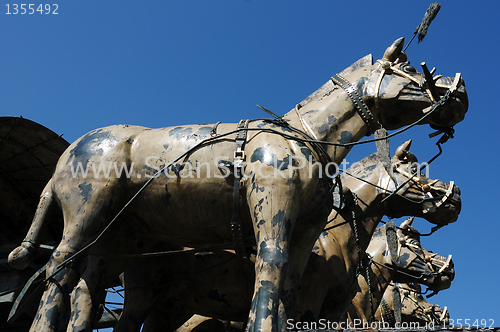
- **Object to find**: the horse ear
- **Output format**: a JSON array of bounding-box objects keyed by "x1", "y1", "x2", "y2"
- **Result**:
[
  {"x1": 393, "y1": 139, "x2": 412, "y2": 160},
  {"x1": 382, "y1": 37, "x2": 405, "y2": 62},
  {"x1": 400, "y1": 216, "x2": 414, "y2": 229},
  {"x1": 339, "y1": 54, "x2": 374, "y2": 77}
]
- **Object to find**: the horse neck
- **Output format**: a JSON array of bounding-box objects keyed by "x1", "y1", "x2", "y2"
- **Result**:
[
  {"x1": 283, "y1": 84, "x2": 368, "y2": 163},
  {"x1": 362, "y1": 244, "x2": 394, "y2": 311},
  {"x1": 321, "y1": 184, "x2": 384, "y2": 273},
  {"x1": 335, "y1": 178, "x2": 385, "y2": 252}
]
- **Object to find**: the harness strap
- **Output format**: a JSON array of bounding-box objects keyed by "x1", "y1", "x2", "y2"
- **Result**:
[
  {"x1": 8, "y1": 264, "x2": 46, "y2": 323},
  {"x1": 231, "y1": 119, "x2": 250, "y2": 258},
  {"x1": 439, "y1": 306, "x2": 448, "y2": 323},
  {"x1": 380, "y1": 297, "x2": 396, "y2": 325},
  {"x1": 423, "y1": 180, "x2": 454, "y2": 214},
  {"x1": 385, "y1": 222, "x2": 402, "y2": 324},
  {"x1": 331, "y1": 74, "x2": 378, "y2": 136},
  {"x1": 437, "y1": 254, "x2": 452, "y2": 274}
]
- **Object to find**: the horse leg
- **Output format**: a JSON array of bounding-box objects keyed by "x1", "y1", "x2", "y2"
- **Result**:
[
  {"x1": 67, "y1": 255, "x2": 110, "y2": 332},
  {"x1": 28, "y1": 243, "x2": 80, "y2": 332},
  {"x1": 113, "y1": 269, "x2": 153, "y2": 332},
  {"x1": 68, "y1": 232, "x2": 160, "y2": 331},
  {"x1": 245, "y1": 176, "x2": 300, "y2": 332},
  {"x1": 115, "y1": 258, "x2": 175, "y2": 332},
  {"x1": 283, "y1": 204, "x2": 331, "y2": 321},
  {"x1": 30, "y1": 207, "x2": 122, "y2": 331}
]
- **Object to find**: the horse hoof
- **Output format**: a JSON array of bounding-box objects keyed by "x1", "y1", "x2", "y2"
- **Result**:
[{"x1": 8, "y1": 243, "x2": 36, "y2": 270}]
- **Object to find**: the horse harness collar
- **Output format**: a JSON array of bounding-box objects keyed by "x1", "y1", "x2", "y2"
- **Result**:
[{"x1": 331, "y1": 74, "x2": 379, "y2": 136}]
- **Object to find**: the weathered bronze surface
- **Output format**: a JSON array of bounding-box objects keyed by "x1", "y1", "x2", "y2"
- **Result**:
[
  {"x1": 7, "y1": 38, "x2": 467, "y2": 332},
  {"x1": 169, "y1": 220, "x2": 454, "y2": 332},
  {"x1": 376, "y1": 283, "x2": 449, "y2": 326},
  {"x1": 343, "y1": 219, "x2": 453, "y2": 324},
  {"x1": 114, "y1": 141, "x2": 460, "y2": 331}
]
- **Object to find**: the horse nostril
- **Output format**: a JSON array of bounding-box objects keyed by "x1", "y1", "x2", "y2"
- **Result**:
[{"x1": 453, "y1": 185, "x2": 461, "y2": 196}]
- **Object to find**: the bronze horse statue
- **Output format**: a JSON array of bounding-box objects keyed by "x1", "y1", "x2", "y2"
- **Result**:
[
  {"x1": 8, "y1": 37, "x2": 467, "y2": 332},
  {"x1": 343, "y1": 219, "x2": 453, "y2": 325},
  {"x1": 376, "y1": 283, "x2": 449, "y2": 326},
  {"x1": 148, "y1": 219, "x2": 455, "y2": 332},
  {"x1": 113, "y1": 140, "x2": 460, "y2": 331}
]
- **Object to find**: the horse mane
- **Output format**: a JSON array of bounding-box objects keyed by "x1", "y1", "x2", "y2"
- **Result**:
[
  {"x1": 374, "y1": 223, "x2": 420, "y2": 241},
  {"x1": 297, "y1": 54, "x2": 374, "y2": 109},
  {"x1": 340, "y1": 151, "x2": 381, "y2": 183},
  {"x1": 372, "y1": 224, "x2": 387, "y2": 239}
]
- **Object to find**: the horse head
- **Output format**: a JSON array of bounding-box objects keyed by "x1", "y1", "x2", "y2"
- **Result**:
[
  {"x1": 399, "y1": 283, "x2": 450, "y2": 325},
  {"x1": 301, "y1": 37, "x2": 468, "y2": 135},
  {"x1": 369, "y1": 219, "x2": 454, "y2": 293},
  {"x1": 395, "y1": 218, "x2": 454, "y2": 291},
  {"x1": 369, "y1": 37, "x2": 467, "y2": 130},
  {"x1": 376, "y1": 283, "x2": 450, "y2": 326},
  {"x1": 342, "y1": 140, "x2": 461, "y2": 226}
]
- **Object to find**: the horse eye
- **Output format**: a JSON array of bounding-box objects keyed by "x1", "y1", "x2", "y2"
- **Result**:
[
  {"x1": 402, "y1": 63, "x2": 416, "y2": 74},
  {"x1": 409, "y1": 239, "x2": 419, "y2": 246}
]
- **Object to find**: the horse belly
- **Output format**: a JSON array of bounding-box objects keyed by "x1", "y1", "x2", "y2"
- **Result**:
[
  {"x1": 164, "y1": 251, "x2": 255, "y2": 321},
  {"x1": 130, "y1": 177, "x2": 243, "y2": 246}
]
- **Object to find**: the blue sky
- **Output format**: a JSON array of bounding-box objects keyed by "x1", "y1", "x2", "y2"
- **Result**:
[{"x1": 1, "y1": 0, "x2": 499, "y2": 329}]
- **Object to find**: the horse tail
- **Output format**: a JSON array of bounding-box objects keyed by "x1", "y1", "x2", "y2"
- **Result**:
[{"x1": 8, "y1": 178, "x2": 55, "y2": 270}]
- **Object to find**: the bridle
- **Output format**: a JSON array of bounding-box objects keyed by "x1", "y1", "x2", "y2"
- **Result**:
[
  {"x1": 392, "y1": 164, "x2": 455, "y2": 214},
  {"x1": 364, "y1": 224, "x2": 452, "y2": 324},
  {"x1": 394, "y1": 228, "x2": 453, "y2": 280},
  {"x1": 399, "y1": 285, "x2": 449, "y2": 324},
  {"x1": 376, "y1": 160, "x2": 456, "y2": 216},
  {"x1": 379, "y1": 283, "x2": 449, "y2": 325},
  {"x1": 331, "y1": 55, "x2": 463, "y2": 137}
]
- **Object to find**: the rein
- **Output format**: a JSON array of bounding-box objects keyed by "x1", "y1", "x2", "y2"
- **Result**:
[
  {"x1": 370, "y1": 241, "x2": 449, "y2": 282},
  {"x1": 382, "y1": 283, "x2": 449, "y2": 325},
  {"x1": 361, "y1": 225, "x2": 449, "y2": 326},
  {"x1": 35, "y1": 63, "x2": 461, "y2": 284}
]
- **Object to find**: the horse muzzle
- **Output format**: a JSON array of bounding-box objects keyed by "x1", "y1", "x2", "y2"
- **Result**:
[
  {"x1": 428, "y1": 75, "x2": 468, "y2": 128},
  {"x1": 423, "y1": 253, "x2": 455, "y2": 292},
  {"x1": 422, "y1": 181, "x2": 461, "y2": 225},
  {"x1": 428, "y1": 304, "x2": 450, "y2": 325}
]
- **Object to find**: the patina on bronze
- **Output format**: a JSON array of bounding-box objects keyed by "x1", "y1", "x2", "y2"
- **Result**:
[
  {"x1": 343, "y1": 219, "x2": 453, "y2": 324},
  {"x1": 376, "y1": 283, "x2": 449, "y2": 326},
  {"x1": 113, "y1": 141, "x2": 460, "y2": 331},
  {"x1": 8, "y1": 38, "x2": 467, "y2": 332},
  {"x1": 163, "y1": 220, "x2": 454, "y2": 332}
]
